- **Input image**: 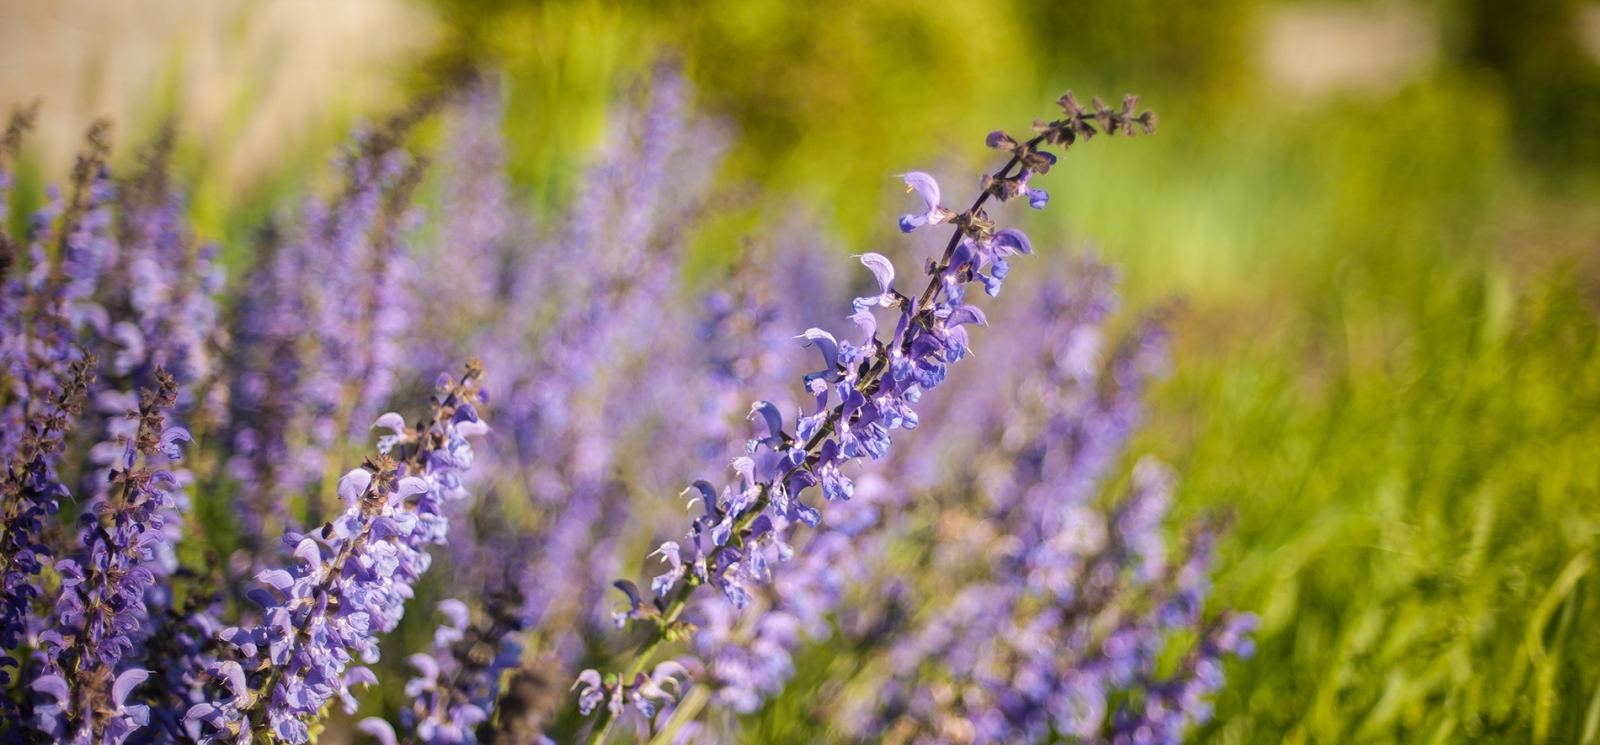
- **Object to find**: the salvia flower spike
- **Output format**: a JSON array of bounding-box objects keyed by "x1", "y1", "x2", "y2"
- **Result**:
[
  {"x1": 575, "y1": 90, "x2": 1156, "y2": 744},
  {"x1": 184, "y1": 361, "x2": 488, "y2": 744}
]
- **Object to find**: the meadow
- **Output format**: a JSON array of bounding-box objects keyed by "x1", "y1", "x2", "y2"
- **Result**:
[{"x1": 2, "y1": 0, "x2": 1599, "y2": 743}]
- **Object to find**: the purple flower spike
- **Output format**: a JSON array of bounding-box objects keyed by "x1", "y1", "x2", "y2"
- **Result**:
[
  {"x1": 843, "y1": 256, "x2": 1247, "y2": 745},
  {"x1": 571, "y1": 89, "x2": 1160, "y2": 743},
  {"x1": 188, "y1": 362, "x2": 489, "y2": 744}
]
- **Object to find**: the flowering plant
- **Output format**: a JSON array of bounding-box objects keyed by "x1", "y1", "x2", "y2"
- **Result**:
[{"x1": 0, "y1": 72, "x2": 1250, "y2": 745}]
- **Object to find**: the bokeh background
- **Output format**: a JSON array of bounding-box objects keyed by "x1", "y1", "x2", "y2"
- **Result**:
[{"x1": 5, "y1": 0, "x2": 1600, "y2": 742}]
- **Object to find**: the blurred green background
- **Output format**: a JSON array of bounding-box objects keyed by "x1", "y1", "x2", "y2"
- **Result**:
[{"x1": 9, "y1": 0, "x2": 1600, "y2": 742}]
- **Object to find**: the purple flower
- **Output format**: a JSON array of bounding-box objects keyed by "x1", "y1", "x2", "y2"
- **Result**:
[
  {"x1": 896, "y1": 172, "x2": 954, "y2": 233},
  {"x1": 222, "y1": 113, "x2": 426, "y2": 561},
  {"x1": 390, "y1": 72, "x2": 733, "y2": 745},
  {"x1": 571, "y1": 92, "x2": 1171, "y2": 743},
  {"x1": 844, "y1": 259, "x2": 1248, "y2": 744},
  {"x1": 188, "y1": 364, "x2": 489, "y2": 744},
  {"x1": 570, "y1": 661, "x2": 691, "y2": 723}
]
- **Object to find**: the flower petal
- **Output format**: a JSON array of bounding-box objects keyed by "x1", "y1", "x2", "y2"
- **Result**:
[
  {"x1": 747, "y1": 401, "x2": 786, "y2": 442},
  {"x1": 857, "y1": 253, "x2": 896, "y2": 295},
  {"x1": 344, "y1": 667, "x2": 380, "y2": 688},
  {"x1": 112, "y1": 669, "x2": 150, "y2": 709},
  {"x1": 371, "y1": 412, "x2": 406, "y2": 434},
  {"x1": 798, "y1": 329, "x2": 841, "y2": 383},
  {"x1": 945, "y1": 306, "x2": 988, "y2": 328},
  {"x1": 356, "y1": 718, "x2": 398, "y2": 745},
  {"x1": 31, "y1": 674, "x2": 69, "y2": 703},
  {"x1": 900, "y1": 172, "x2": 941, "y2": 211},
  {"x1": 990, "y1": 228, "x2": 1032, "y2": 256},
  {"x1": 407, "y1": 653, "x2": 440, "y2": 682},
  {"x1": 337, "y1": 468, "x2": 373, "y2": 505},
  {"x1": 437, "y1": 599, "x2": 471, "y2": 630}
]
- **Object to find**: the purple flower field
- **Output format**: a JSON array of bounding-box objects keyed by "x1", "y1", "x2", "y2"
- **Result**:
[{"x1": 1, "y1": 69, "x2": 1253, "y2": 745}]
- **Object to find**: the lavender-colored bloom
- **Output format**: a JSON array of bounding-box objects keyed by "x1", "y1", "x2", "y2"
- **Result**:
[
  {"x1": 844, "y1": 260, "x2": 1251, "y2": 744},
  {"x1": 0, "y1": 355, "x2": 93, "y2": 690},
  {"x1": 28, "y1": 667, "x2": 149, "y2": 745},
  {"x1": 366, "y1": 598, "x2": 523, "y2": 744},
  {"x1": 896, "y1": 171, "x2": 953, "y2": 233},
  {"x1": 2, "y1": 121, "x2": 113, "y2": 466},
  {"x1": 569, "y1": 660, "x2": 692, "y2": 727},
  {"x1": 0, "y1": 83, "x2": 1208, "y2": 745},
  {"x1": 30, "y1": 369, "x2": 186, "y2": 743},
  {"x1": 2, "y1": 119, "x2": 222, "y2": 738},
  {"x1": 576, "y1": 93, "x2": 1162, "y2": 743},
  {"x1": 2, "y1": 117, "x2": 114, "y2": 705},
  {"x1": 105, "y1": 126, "x2": 226, "y2": 394},
  {"x1": 224, "y1": 113, "x2": 426, "y2": 559},
  {"x1": 394, "y1": 73, "x2": 731, "y2": 743},
  {"x1": 188, "y1": 364, "x2": 488, "y2": 744},
  {"x1": 408, "y1": 80, "x2": 516, "y2": 375},
  {"x1": 138, "y1": 591, "x2": 230, "y2": 740}
]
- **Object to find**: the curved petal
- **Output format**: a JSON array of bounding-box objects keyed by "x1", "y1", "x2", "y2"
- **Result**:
[
  {"x1": 573, "y1": 669, "x2": 603, "y2": 691},
  {"x1": 112, "y1": 669, "x2": 150, "y2": 708},
  {"x1": 256, "y1": 569, "x2": 295, "y2": 591},
  {"x1": 293, "y1": 539, "x2": 324, "y2": 577},
  {"x1": 747, "y1": 401, "x2": 786, "y2": 442},
  {"x1": 989, "y1": 228, "x2": 1032, "y2": 256},
  {"x1": 356, "y1": 718, "x2": 398, "y2": 745},
  {"x1": 856, "y1": 253, "x2": 896, "y2": 295},
  {"x1": 407, "y1": 653, "x2": 440, "y2": 682},
  {"x1": 370, "y1": 412, "x2": 406, "y2": 434},
  {"x1": 344, "y1": 666, "x2": 380, "y2": 688},
  {"x1": 849, "y1": 308, "x2": 879, "y2": 344},
  {"x1": 945, "y1": 306, "x2": 988, "y2": 328},
  {"x1": 394, "y1": 476, "x2": 430, "y2": 500},
  {"x1": 336, "y1": 468, "x2": 373, "y2": 505},
  {"x1": 211, "y1": 660, "x2": 250, "y2": 698},
  {"x1": 31, "y1": 674, "x2": 69, "y2": 703},
  {"x1": 900, "y1": 172, "x2": 941, "y2": 211},
  {"x1": 798, "y1": 328, "x2": 841, "y2": 383},
  {"x1": 157, "y1": 427, "x2": 191, "y2": 459},
  {"x1": 437, "y1": 599, "x2": 471, "y2": 630}
]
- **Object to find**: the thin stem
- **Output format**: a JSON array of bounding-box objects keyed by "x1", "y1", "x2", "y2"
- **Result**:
[{"x1": 912, "y1": 141, "x2": 1038, "y2": 313}]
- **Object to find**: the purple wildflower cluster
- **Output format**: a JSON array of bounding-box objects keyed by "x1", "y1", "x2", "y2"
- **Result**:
[
  {"x1": 341, "y1": 68, "x2": 731, "y2": 745},
  {"x1": 225, "y1": 104, "x2": 431, "y2": 557},
  {"x1": 0, "y1": 101, "x2": 483, "y2": 745},
  {"x1": 1, "y1": 106, "x2": 238, "y2": 742},
  {"x1": 186, "y1": 364, "x2": 487, "y2": 744},
  {"x1": 570, "y1": 90, "x2": 1190, "y2": 745},
  {"x1": 2, "y1": 73, "x2": 1249, "y2": 745},
  {"x1": 831, "y1": 258, "x2": 1257, "y2": 745},
  {"x1": 34, "y1": 369, "x2": 188, "y2": 743}
]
